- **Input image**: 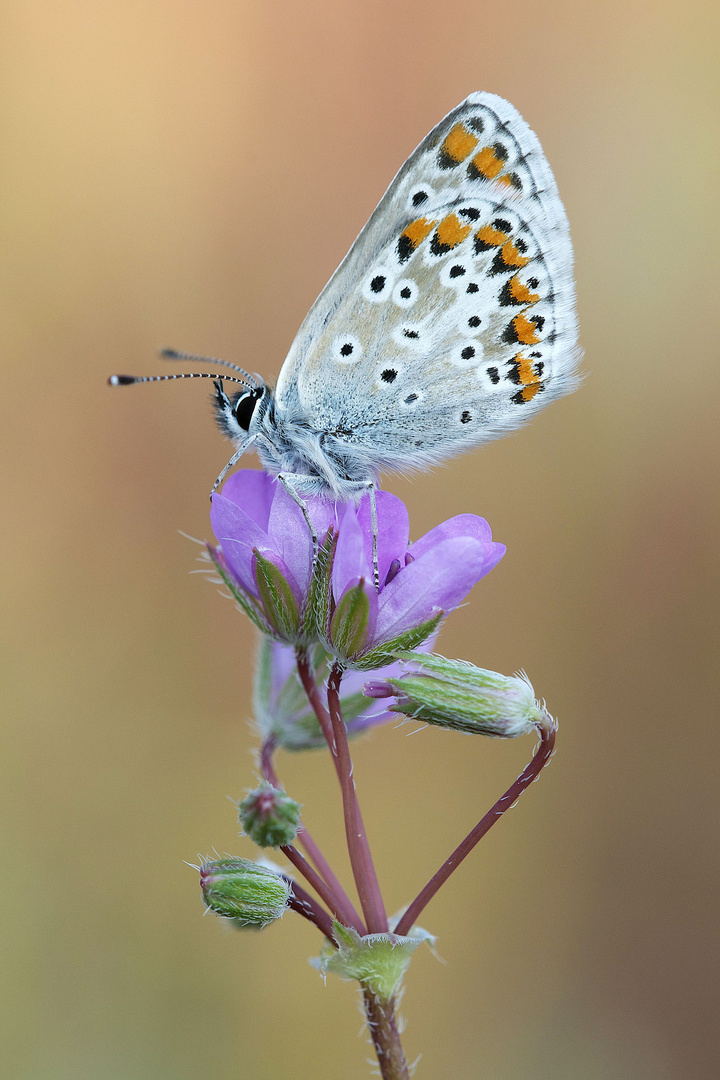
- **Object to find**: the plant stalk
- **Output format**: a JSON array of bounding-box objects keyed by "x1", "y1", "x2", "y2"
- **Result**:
[
  {"x1": 327, "y1": 663, "x2": 388, "y2": 934},
  {"x1": 362, "y1": 988, "x2": 409, "y2": 1080},
  {"x1": 395, "y1": 718, "x2": 556, "y2": 936},
  {"x1": 260, "y1": 736, "x2": 365, "y2": 932}
]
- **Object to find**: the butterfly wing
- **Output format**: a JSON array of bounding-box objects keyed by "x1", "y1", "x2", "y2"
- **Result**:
[{"x1": 274, "y1": 92, "x2": 580, "y2": 474}]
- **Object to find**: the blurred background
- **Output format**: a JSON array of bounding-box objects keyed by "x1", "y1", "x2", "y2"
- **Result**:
[{"x1": 2, "y1": 1, "x2": 719, "y2": 1077}]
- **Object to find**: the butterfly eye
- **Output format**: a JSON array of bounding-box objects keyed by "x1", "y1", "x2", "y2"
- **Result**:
[{"x1": 232, "y1": 387, "x2": 263, "y2": 431}]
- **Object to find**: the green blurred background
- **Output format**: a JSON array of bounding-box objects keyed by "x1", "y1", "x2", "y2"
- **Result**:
[{"x1": 2, "y1": 1, "x2": 719, "y2": 1077}]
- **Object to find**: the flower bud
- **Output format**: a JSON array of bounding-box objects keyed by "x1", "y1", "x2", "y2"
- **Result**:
[
  {"x1": 238, "y1": 784, "x2": 301, "y2": 848},
  {"x1": 199, "y1": 857, "x2": 291, "y2": 927},
  {"x1": 367, "y1": 653, "x2": 553, "y2": 738}
]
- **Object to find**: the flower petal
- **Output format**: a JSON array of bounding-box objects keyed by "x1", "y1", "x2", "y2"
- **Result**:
[
  {"x1": 375, "y1": 537, "x2": 503, "y2": 642},
  {"x1": 219, "y1": 469, "x2": 277, "y2": 531},
  {"x1": 407, "y1": 514, "x2": 494, "y2": 560},
  {"x1": 332, "y1": 505, "x2": 372, "y2": 600},
  {"x1": 266, "y1": 485, "x2": 317, "y2": 595},
  {"x1": 211, "y1": 492, "x2": 272, "y2": 596}
]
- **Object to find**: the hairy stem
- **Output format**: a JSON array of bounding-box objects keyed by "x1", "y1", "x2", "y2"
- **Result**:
[
  {"x1": 327, "y1": 663, "x2": 388, "y2": 934},
  {"x1": 285, "y1": 879, "x2": 336, "y2": 940},
  {"x1": 260, "y1": 736, "x2": 365, "y2": 933},
  {"x1": 362, "y1": 988, "x2": 409, "y2": 1080},
  {"x1": 296, "y1": 649, "x2": 336, "y2": 750},
  {"x1": 395, "y1": 719, "x2": 556, "y2": 937},
  {"x1": 280, "y1": 842, "x2": 359, "y2": 929}
]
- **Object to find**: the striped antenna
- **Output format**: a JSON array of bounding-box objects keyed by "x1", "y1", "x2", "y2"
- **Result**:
[
  {"x1": 108, "y1": 371, "x2": 250, "y2": 387},
  {"x1": 160, "y1": 348, "x2": 259, "y2": 388}
]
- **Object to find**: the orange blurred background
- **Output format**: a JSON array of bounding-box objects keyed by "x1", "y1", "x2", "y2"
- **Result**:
[{"x1": 2, "y1": 1, "x2": 719, "y2": 1077}]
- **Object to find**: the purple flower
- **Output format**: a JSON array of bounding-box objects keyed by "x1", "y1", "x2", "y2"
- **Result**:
[
  {"x1": 325, "y1": 490, "x2": 505, "y2": 668},
  {"x1": 210, "y1": 469, "x2": 505, "y2": 661},
  {"x1": 210, "y1": 470, "x2": 338, "y2": 642}
]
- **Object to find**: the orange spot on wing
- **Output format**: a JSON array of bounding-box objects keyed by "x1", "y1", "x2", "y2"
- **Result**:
[
  {"x1": 496, "y1": 174, "x2": 513, "y2": 187},
  {"x1": 508, "y1": 275, "x2": 539, "y2": 305},
  {"x1": 475, "y1": 223, "x2": 509, "y2": 248},
  {"x1": 435, "y1": 213, "x2": 471, "y2": 249},
  {"x1": 511, "y1": 314, "x2": 541, "y2": 345},
  {"x1": 518, "y1": 382, "x2": 541, "y2": 402},
  {"x1": 401, "y1": 217, "x2": 436, "y2": 249},
  {"x1": 512, "y1": 354, "x2": 539, "y2": 385},
  {"x1": 499, "y1": 239, "x2": 530, "y2": 269},
  {"x1": 469, "y1": 146, "x2": 504, "y2": 179},
  {"x1": 439, "y1": 123, "x2": 478, "y2": 165}
]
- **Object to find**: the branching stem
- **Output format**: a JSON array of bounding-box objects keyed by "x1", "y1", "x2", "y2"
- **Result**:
[
  {"x1": 327, "y1": 663, "x2": 388, "y2": 934},
  {"x1": 395, "y1": 720, "x2": 557, "y2": 936},
  {"x1": 259, "y1": 736, "x2": 364, "y2": 932}
]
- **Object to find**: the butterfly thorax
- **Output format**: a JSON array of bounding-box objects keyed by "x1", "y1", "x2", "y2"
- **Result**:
[{"x1": 253, "y1": 392, "x2": 376, "y2": 500}]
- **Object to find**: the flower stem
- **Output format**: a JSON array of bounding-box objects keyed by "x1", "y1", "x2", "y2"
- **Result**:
[
  {"x1": 296, "y1": 648, "x2": 336, "y2": 749},
  {"x1": 280, "y1": 842, "x2": 361, "y2": 930},
  {"x1": 362, "y1": 988, "x2": 409, "y2": 1080},
  {"x1": 327, "y1": 663, "x2": 388, "y2": 934},
  {"x1": 260, "y1": 736, "x2": 365, "y2": 933},
  {"x1": 285, "y1": 878, "x2": 336, "y2": 940},
  {"x1": 395, "y1": 718, "x2": 557, "y2": 937}
]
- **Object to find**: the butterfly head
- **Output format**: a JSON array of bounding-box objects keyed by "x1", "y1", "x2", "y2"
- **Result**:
[{"x1": 214, "y1": 378, "x2": 268, "y2": 441}]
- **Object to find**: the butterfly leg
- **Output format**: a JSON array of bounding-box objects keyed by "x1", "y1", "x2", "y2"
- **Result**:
[
  {"x1": 211, "y1": 438, "x2": 255, "y2": 496},
  {"x1": 276, "y1": 473, "x2": 319, "y2": 563},
  {"x1": 367, "y1": 482, "x2": 380, "y2": 592}
]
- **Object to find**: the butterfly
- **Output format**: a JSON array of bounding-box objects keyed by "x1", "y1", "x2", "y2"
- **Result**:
[{"x1": 111, "y1": 92, "x2": 580, "y2": 513}]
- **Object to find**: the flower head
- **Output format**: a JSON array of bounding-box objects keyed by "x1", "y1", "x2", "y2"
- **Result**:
[{"x1": 210, "y1": 470, "x2": 505, "y2": 662}]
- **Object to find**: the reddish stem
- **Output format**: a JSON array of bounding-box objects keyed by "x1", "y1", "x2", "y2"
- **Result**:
[
  {"x1": 395, "y1": 720, "x2": 557, "y2": 937},
  {"x1": 295, "y1": 649, "x2": 336, "y2": 752},
  {"x1": 362, "y1": 989, "x2": 410, "y2": 1080},
  {"x1": 280, "y1": 842, "x2": 359, "y2": 929},
  {"x1": 327, "y1": 663, "x2": 388, "y2": 934},
  {"x1": 259, "y1": 736, "x2": 364, "y2": 932},
  {"x1": 285, "y1": 879, "x2": 336, "y2": 940}
]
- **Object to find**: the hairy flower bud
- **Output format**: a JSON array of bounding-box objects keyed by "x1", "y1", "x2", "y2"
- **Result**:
[
  {"x1": 238, "y1": 784, "x2": 301, "y2": 848},
  {"x1": 199, "y1": 857, "x2": 291, "y2": 927},
  {"x1": 365, "y1": 653, "x2": 553, "y2": 738}
]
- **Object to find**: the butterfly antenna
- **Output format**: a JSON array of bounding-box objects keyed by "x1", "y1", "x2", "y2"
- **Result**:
[
  {"x1": 108, "y1": 372, "x2": 250, "y2": 387},
  {"x1": 160, "y1": 348, "x2": 259, "y2": 388}
]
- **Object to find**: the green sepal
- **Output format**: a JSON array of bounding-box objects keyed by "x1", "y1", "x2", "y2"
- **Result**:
[
  {"x1": 207, "y1": 544, "x2": 275, "y2": 636},
  {"x1": 329, "y1": 581, "x2": 370, "y2": 660},
  {"x1": 347, "y1": 611, "x2": 443, "y2": 672},
  {"x1": 311, "y1": 919, "x2": 436, "y2": 999},
  {"x1": 253, "y1": 549, "x2": 301, "y2": 640},
  {"x1": 387, "y1": 652, "x2": 545, "y2": 737},
  {"x1": 301, "y1": 528, "x2": 337, "y2": 642}
]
